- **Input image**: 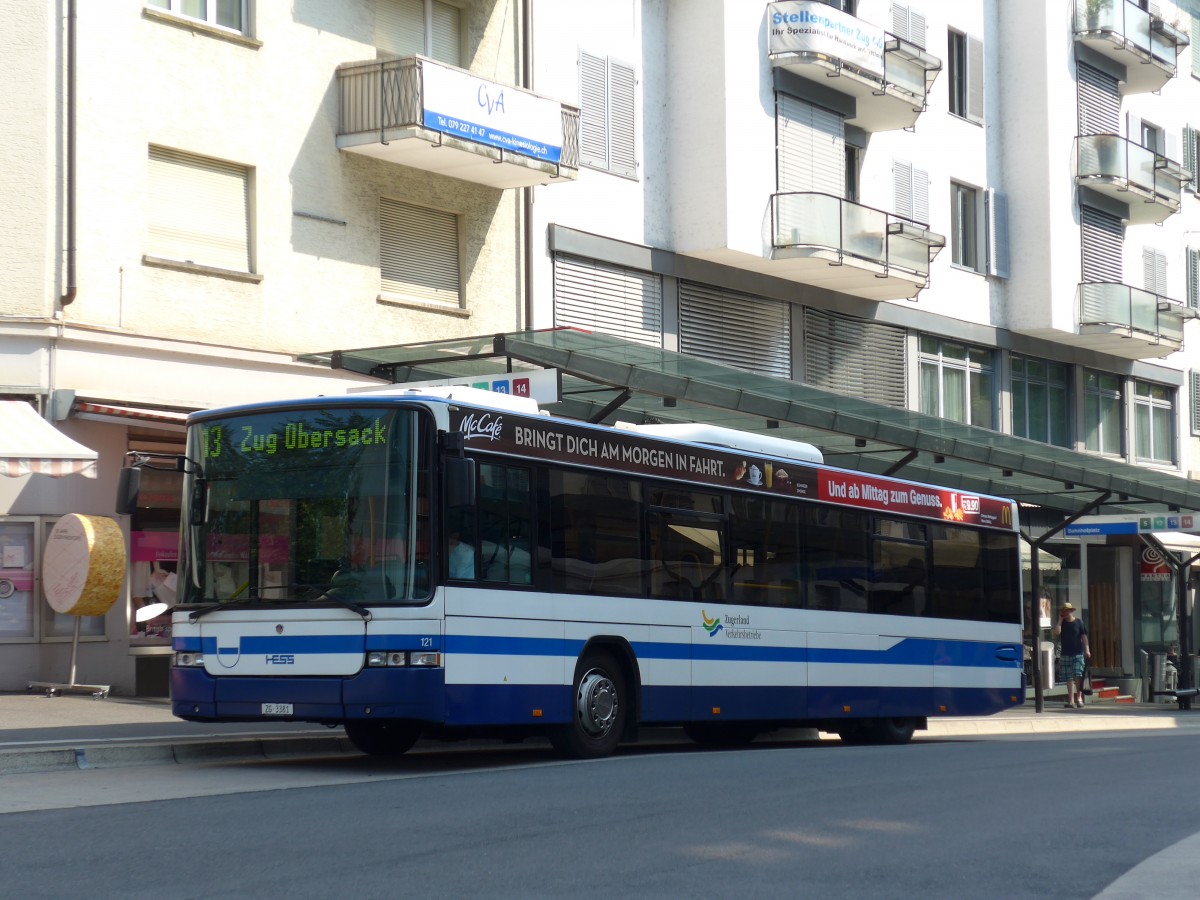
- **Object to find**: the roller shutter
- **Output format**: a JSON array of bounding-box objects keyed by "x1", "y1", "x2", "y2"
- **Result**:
[
  {"x1": 678, "y1": 283, "x2": 791, "y2": 378},
  {"x1": 778, "y1": 94, "x2": 845, "y2": 197},
  {"x1": 553, "y1": 255, "x2": 662, "y2": 347},
  {"x1": 804, "y1": 308, "x2": 907, "y2": 407},
  {"x1": 1077, "y1": 63, "x2": 1120, "y2": 136},
  {"x1": 1080, "y1": 206, "x2": 1124, "y2": 283},
  {"x1": 147, "y1": 147, "x2": 250, "y2": 272},
  {"x1": 380, "y1": 198, "x2": 461, "y2": 304}
]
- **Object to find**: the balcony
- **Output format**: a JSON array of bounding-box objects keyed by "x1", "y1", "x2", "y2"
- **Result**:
[
  {"x1": 1073, "y1": 0, "x2": 1190, "y2": 94},
  {"x1": 770, "y1": 193, "x2": 945, "y2": 301},
  {"x1": 1077, "y1": 282, "x2": 1196, "y2": 358},
  {"x1": 767, "y1": 1, "x2": 941, "y2": 132},
  {"x1": 337, "y1": 56, "x2": 579, "y2": 189},
  {"x1": 1076, "y1": 134, "x2": 1191, "y2": 225}
]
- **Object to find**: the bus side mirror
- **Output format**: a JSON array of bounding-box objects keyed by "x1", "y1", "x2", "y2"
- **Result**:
[
  {"x1": 445, "y1": 457, "x2": 476, "y2": 509},
  {"x1": 189, "y1": 478, "x2": 208, "y2": 526},
  {"x1": 116, "y1": 467, "x2": 141, "y2": 516}
]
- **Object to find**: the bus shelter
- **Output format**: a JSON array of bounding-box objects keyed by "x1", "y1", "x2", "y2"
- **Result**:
[{"x1": 302, "y1": 328, "x2": 1200, "y2": 711}]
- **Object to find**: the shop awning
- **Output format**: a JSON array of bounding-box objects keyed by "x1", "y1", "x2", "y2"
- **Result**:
[
  {"x1": 0, "y1": 400, "x2": 98, "y2": 478},
  {"x1": 73, "y1": 401, "x2": 189, "y2": 432}
]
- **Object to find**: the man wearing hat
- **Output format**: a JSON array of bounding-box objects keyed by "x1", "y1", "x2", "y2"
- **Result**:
[{"x1": 1052, "y1": 601, "x2": 1090, "y2": 708}]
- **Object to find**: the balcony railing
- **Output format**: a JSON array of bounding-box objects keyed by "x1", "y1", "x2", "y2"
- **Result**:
[
  {"x1": 1077, "y1": 282, "x2": 1194, "y2": 357},
  {"x1": 770, "y1": 192, "x2": 945, "y2": 300},
  {"x1": 337, "y1": 56, "x2": 579, "y2": 189},
  {"x1": 1076, "y1": 134, "x2": 1191, "y2": 225},
  {"x1": 1073, "y1": 0, "x2": 1190, "y2": 93},
  {"x1": 767, "y1": 1, "x2": 941, "y2": 132}
]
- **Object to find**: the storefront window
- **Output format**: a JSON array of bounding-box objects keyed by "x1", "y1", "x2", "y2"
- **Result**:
[{"x1": 0, "y1": 521, "x2": 36, "y2": 640}]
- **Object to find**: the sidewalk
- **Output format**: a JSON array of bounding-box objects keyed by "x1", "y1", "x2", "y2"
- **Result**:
[{"x1": 2, "y1": 690, "x2": 1199, "y2": 775}]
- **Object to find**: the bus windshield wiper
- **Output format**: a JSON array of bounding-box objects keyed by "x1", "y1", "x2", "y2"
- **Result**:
[
  {"x1": 314, "y1": 593, "x2": 373, "y2": 622},
  {"x1": 187, "y1": 597, "x2": 269, "y2": 623}
]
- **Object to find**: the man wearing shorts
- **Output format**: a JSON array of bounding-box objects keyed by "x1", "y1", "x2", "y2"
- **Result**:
[{"x1": 1053, "y1": 601, "x2": 1090, "y2": 708}]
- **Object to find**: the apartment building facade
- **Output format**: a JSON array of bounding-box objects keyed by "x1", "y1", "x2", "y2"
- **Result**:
[
  {"x1": 525, "y1": 0, "x2": 1200, "y2": 683},
  {"x1": 0, "y1": 0, "x2": 1197, "y2": 693}
]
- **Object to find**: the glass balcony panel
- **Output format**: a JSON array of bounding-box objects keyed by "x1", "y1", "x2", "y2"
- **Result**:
[
  {"x1": 1077, "y1": 134, "x2": 1126, "y2": 179},
  {"x1": 1124, "y1": 1, "x2": 1152, "y2": 55},
  {"x1": 1128, "y1": 286, "x2": 1158, "y2": 334},
  {"x1": 1160, "y1": 309, "x2": 1185, "y2": 344},
  {"x1": 888, "y1": 234, "x2": 929, "y2": 276},
  {"x1": 1080, "y1": 282, "x2": 1128, "y2": 325},
  {"x1": 842, "y1": 203, "x2": 886, "y2": 264},
  {"x1": 1128, "y1": 142, "x2": 1156, "y2": 193},
  {"x1": 1075, "y1": 0, "x2": 1120, "y2": 33},
  {"x1": 1149, "y1": 28, "x2": 1179, "y2": 67},
  {"x1": 886, "y1": 55, "x2": 925, "y2": 99},
  {"x1": 1155, "y1": 169, "x2": 1182, "y2": 206},
  {"x1": 775, "y1": 193, "x2": 842, "y2": 251}
]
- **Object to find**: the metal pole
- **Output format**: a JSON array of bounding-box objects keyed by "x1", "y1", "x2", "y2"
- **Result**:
[{"x1": 67, "y1": 615, "x2": 81, "y2": 687}]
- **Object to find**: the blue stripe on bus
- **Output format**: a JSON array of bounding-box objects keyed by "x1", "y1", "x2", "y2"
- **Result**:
[{"x1": 175, "y1": 633, "x2": 1018, "y2": 668}]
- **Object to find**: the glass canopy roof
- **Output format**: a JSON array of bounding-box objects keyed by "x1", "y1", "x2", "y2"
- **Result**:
[{"x1": 300, "y1": 328, "x2": 1200, "y2": 517}]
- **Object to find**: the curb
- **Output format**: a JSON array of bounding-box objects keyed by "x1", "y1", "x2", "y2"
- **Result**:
[{"x1": 0, "y1": 735, "x2": 357, "y2": 776}]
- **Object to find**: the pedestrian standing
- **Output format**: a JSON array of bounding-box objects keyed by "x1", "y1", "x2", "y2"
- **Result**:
[{"x1": 1053, "y1": 602, "x2": 1090, "y2": 708}]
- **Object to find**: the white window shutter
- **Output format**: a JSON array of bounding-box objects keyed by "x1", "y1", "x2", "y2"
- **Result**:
[
  {"x1": 912, "y1": 167, "x2": 929, "y2": 226},
  {"x1": 985, "y1": 187, "x2": 1009, "y2": 278},
  {"x1": 893, "y1": 160, "x2": 913, "y2": 220},
  {"x1": 579, "y1": 51, "x2": 609, "y2": 168},
  {"x1": 1187, "y1": 248, "x2": 1200, "y2": 310},
  {"x1": 966, "y1": 36, "x2": 985, "y2": 124},
  {"x1": 609, "y1": 60, "x2": 637, "y2": 178}
]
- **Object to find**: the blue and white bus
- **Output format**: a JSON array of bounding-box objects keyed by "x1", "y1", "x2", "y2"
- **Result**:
[{"x1": 164, "y1": 386, "x2": 1024, "y2": 758}]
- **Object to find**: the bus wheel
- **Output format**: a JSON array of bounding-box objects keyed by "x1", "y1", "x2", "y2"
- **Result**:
[
  {"x1": 344, "y1": 719, "x2": 422, "y2": 757},
  {"x1": 871, "y1": 718, "x2": 916, "y2": 745},
  {"x1": 549, "y1": 652, "x2": 627, "y2": 759},
  {"x1": 683, "y1": 722, "x2": 759, "y2": 747}
]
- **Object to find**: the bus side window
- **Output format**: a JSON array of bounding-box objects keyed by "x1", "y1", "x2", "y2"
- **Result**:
[{"x1": 478, "y1": 463, "x2": 534, "y2": 586}]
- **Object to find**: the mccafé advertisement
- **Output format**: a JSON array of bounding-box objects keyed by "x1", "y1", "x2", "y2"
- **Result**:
[{"x1": 450, "y1": 409, "x2": 1017, "y2": 530}]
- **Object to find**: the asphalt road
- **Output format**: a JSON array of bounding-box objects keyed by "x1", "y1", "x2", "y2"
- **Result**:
[{"x1": 4, "y1": 729, "x2": 1200, "y2": 899}]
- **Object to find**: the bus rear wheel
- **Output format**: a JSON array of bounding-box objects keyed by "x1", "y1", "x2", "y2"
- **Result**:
[
  {"x1": 344, "y1": 719, "x2": 422, "y2": 757},
  {"x1": 871, "y1": 717, "x2": 916, "y2": 745},
  {"x1": 549, "y1": 651, "x2": 627, "y2": 759}
]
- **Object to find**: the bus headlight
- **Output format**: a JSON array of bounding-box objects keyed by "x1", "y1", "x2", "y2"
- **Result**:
[
  {"x1": 368, "y1": 651, "x2": 409, "y2": 667},
  {"x1": 174, "y1": 652, "x2": 205, "y2": 667},
  {"x1": 409, "y1": 651, "x2": 441, "y2": 667}
]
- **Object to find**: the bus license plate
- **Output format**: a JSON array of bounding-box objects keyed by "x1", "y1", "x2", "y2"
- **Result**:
[{"x1": 262, "y1": 703, "x2": 293, "y2": 716}]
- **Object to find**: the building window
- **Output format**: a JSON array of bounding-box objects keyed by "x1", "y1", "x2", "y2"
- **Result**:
[
  {"x1": 919, "y1": 336, "x2": 993, "y2": 427},
  {"x1": 845, "y1": 145, "x2": 861, "y2": 202},
  {"x1": 948, "y1": 29, "x2": 984, "y2": 124},
  {"x1": 146, "y1": 0, "x2": 246, "y2": 33},
  {"x1": 375, "y1": 0, "x2": 462, "y2": 67},
  {"x1": 1083, "y1": 370, "x2": 1123, "y2": 456},
  {"x1": 580, "y1": 51, "x2": 637, "y2": 178},
  {"x1": 147, "y1": 147, "x2": 251, "y2": 273},
  {"x1": 1011, "y1": 356, "x2": 1071, "y2": 447},
  {"x1": 1134, "y1": 381, "x2": 1174, "y2": 465},
  {"x1": 951, "y1": 182, "x2": 980, "y2": 271},
  {"x1": 379, "y1": 198, "x2": 461, "y2": 305}
]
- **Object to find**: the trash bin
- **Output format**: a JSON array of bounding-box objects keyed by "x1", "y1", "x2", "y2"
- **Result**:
[
  {"x1": 1150, "y1": 652, "x2": 1169, "y2": 703},
  {"x1": 1040, "y1": 640, "x2": 1055, "y2": 690}
]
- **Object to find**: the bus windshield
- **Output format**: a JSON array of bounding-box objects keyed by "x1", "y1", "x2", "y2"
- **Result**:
[{"x1": 178, "y1": 405, "x2": 430, "y2": 607}]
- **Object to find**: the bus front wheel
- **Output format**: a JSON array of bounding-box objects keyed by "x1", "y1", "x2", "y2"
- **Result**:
[
  {"x1": 344, "y1": 719, "x2": 422, "y2": 757},
  {"x1": 549, "y1": 651, "x2": 627, "y2": 759}
]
